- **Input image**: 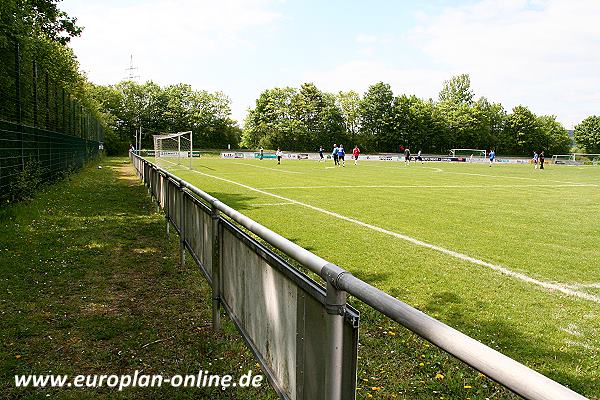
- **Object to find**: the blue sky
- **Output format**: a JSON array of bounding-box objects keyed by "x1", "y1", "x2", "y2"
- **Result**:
[{"x1": 61, "y1": 0, "x2": 600, "y2": 129}]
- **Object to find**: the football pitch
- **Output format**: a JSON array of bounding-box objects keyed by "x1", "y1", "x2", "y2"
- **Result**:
[{"x1": 152, "y1": 156, "x2": 600, "y2": 397}]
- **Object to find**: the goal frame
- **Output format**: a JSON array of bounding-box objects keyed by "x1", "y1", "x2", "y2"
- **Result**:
[
  {"x1": 553, "y1": 153, "x2": 600, "y2": 166},
  {"x1": 449, "y1": 149, "x2": 487, "y2": 160},
  {"x1": 153, "y1": 131, "x2": 193, "y2": 169}
]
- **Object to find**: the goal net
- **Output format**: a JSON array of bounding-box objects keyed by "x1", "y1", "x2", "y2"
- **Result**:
[
  {"x1": 153, "y1": 131, "x2": 193, "y2": 169},
  {"x1": 551, "y1": 154, "x2": 575, "y2": 165},
  {"x1": 450, "y1": 149, "x2": 487, "y2": 160},
  {"x1": 554, "y1": 153, "x2": 600, "y2": 165},
  {"x1": 574, "y1": 153, "x2": 600, "y2": 166}
]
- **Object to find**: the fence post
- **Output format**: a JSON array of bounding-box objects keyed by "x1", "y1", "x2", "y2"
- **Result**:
[
  {"x1": 211, "y1": 201, "x2": 221, "y2": 332},
  {"x1": 61, "y1": 88, "x2": 65, "y2": 133},
  {"x1": 33, "y1": 60, "x2": 38, "y2": 127},
  {"x1": 54, "y1": 80, "x2": 58, "y2": 131},
  {"x1": 165, "y1": 175, "x2": 170, "y2": 237},
  {"x1": 45, "y1": 71, "x2": 49, "y2": 129},
  {"x1": 179, "y1": 180, "x2": 186, "y2": 267},
  {"x1": 15, "y1": 41, "x2": 24, "y2": 171},
  {"x1": 322, "y1": 264, "x2": 349, "y2": 400}
]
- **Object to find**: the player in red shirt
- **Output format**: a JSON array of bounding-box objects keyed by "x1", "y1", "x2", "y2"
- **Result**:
[{"x1": 352, "y1": 145, "x2": 360, "y2": 165}]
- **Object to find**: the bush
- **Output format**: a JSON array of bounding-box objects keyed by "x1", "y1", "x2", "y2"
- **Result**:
[
  {"x1": 104, "y1": 130, "x2": 131, "y2": 156},
  {"x1": 9, "y1": 159, "x2": 44, "y2": 202}
]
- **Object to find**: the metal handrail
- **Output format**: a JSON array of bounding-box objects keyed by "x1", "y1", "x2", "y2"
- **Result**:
[{"x1": 132, "y1": 153, "x2": 588, "y2": 400}]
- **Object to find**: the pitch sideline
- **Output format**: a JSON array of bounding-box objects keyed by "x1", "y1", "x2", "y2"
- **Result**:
[{"x1": 161, "y1": 159, "x2": 600, "y2": 304}]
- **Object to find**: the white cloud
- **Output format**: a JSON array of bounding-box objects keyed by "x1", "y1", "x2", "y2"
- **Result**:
[
  {"x1": 355, "y1": 34, "x2": 378, "y2": 44},
  {"x1": 304, "y1": 60, "x2": 447, "y2": 100},
  {"x1": 64, "y1": 0, "x2": 282, "y2": 85},
  {"x1": 412, "y1": 0, "x2": 600, "y2": 127},
  {"x1": 309, "y1": 0, "x2": 600, "y2": 128}
]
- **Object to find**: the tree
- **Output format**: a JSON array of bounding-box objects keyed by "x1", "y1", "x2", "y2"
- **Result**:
[
  {"x1": 91, "y1": 81, "x2": 240, "y2": 153},
  {"x1": 242, "y1": 87, "x2": 297, "y2": 149},
  {"x1": 536, "y1": 115, "x2": 571, "y2": 155},
  {"x1": 505, "y1": 105, "x2": 541, "y2": 154},
  {"x1": 0, "y1": 0, "x2": 82, "y2": 44},
  {"x1": 438, "y1": 74, "x2": 474, "y2": 105},
  {"x1": 473, "y1": 98, "x2": 507, "y2": 152},
  {"x1": 359, "y1": 82, "x2": 395, "y2": 151},
  {"x1": 336, "y1": 91, "x2": 361, "y2": 145},
  {"x1": 574, "y1": 116, "x2": 600, "y2": 153}
]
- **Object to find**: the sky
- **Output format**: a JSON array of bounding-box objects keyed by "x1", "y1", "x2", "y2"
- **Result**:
[{"x1": 60, "y1": 0, "x2": 600, "y2": 129}]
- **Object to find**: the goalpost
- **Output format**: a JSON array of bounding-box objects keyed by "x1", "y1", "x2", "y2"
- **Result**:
[
  {"x1": 574, "y1": 153, "x2": 600, "y2": 166},
  {"x1": 153, "y1": 131, "x2": 193, "y2": 169},
  {"x1": 553, "y1": 153, "x2": 600, "y2": 165},
  {"x1": 450, "y1": 149, "x2": 487, "y2": 161}
]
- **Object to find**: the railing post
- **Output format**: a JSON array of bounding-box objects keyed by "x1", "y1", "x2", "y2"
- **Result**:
[
  {"x1": 322, "y1": 264, "x2": 348, "y2": 400},
  {"x1": 179, "y1": 180, "x2": 186, "y2": 267},
  {"x1": 165, "y1": 174, "x2": 170, "y2": 238},
  {"x1": 211, "y1": 201, "x2": 221, "y2": 332}
]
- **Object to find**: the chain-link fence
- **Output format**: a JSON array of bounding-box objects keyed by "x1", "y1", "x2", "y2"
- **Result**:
[{"x1": 0, "y1": 39, "x2": 104, "y2": 201}]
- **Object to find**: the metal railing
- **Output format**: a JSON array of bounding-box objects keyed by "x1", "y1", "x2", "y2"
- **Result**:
[{"x1": 131, "y1": 153, "x2": 587, "y2": 400}]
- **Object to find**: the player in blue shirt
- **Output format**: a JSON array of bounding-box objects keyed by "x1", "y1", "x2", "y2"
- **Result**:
[
  {"x1": 489, "y1": 150, "x2": 496, "y2": 166},
  {"x1": 338, "y1": 144, "x2": 346, "y2": 167},
  {"x1": 332, "y1": 144, "x2": 339, "y2": 166}
]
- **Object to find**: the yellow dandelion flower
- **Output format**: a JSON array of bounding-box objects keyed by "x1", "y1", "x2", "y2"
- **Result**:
[
  {"x1": 435, "y1": 373, "x2": 444, "y2": 380},
  {"x1": 371, "y1": 386, "x2": 381, "y2": 391},
  {"x1": 367, "y1": 394, "x2": 373, "y2": 398},
  {"x1": 464, "y1": 385, "x2": 472, "y2": 389},
  {"x1": 419, "y1": 362, "x2": 424, "y2": 367},
  {"x1": 388, "y1": 331, "x2": 396, "y2": 336}
]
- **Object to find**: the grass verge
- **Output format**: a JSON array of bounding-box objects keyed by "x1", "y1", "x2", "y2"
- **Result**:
[{"x1": 0, "y1": 157, "x2": 277, "y2": 399}]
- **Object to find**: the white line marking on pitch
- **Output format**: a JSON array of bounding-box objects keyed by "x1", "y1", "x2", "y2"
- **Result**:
[
  {"x1": 443, "y1": 171, "x2": 588, "y2": 185},
  {"x1": 565, "y1": 282, "x2": 600, "y2": 289},
  {"x1": 361, "y1": 162, "x2": 596, "y2": 186},
  {"x1": 257, "y1": 184, "x2": 596, "y2": 190},
  {"x1": 162, "y1": 160, "x2": 600, "y2": 304},
  {"x1": 253, "y1": 202, "x2": 294, "y2": 206},
  {"x1": 233, "y1": 162, "x2": 302, "y2": 174},
  {"x1": 423, "y1": 167, "x2": 444, "y2": 172}
]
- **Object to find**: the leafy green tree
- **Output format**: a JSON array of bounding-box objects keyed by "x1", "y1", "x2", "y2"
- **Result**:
[
  {"x1": 438, "y1": 74, "x2": 474, "y2": 105},
  {"x1": 359, "y1": 82, "x2": 395, "y2": 151},
  {"x1": 536, "y1": 115, "x2": 571, "y2": 155},
  {"x1": 91, "y1": 81, "x2": 240, "y2": 153},
  {"x1": 505, "y1": 105, "x2": 541, "y2": 154},
  {"x1": 291, "y1": 83, "x2": 325, "y2": 150},
  {"x1": 473, "y1": 98, "x2": 507, "y2": 152},
  {"x1": 0, "y1": 0, "x2": 105, "y2": 137},
  {"x1": 336, "y1": 91, "x2": 361, "y2": 145},
  {"x1": 242, "y1": 87, "x2": 297, "y2": 149},
  {"x1": 1, "y1": 0, "x2": 82, "y2": 44},
  {"x1": 574, "y1": 116, "x2": 600, "y2": 153}
]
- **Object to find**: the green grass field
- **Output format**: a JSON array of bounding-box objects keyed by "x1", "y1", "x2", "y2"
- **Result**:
[
  {"x1": 0, "y1": 158, "x2": 278, "y2": 399},
  {"x1": 154, "y1": 155, "x2": 600, "y2": 399}
]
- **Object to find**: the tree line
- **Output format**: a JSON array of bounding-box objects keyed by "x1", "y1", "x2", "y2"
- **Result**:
[
  {"x1": 242, "y1": 75, "x2": 578, "y2": 156},
  {"x1": 0, "y1": 0, "x2": 109, "y2": 133},
  {"x1": 89, "y1": 81, "x2": 241, "y2": 155}
]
